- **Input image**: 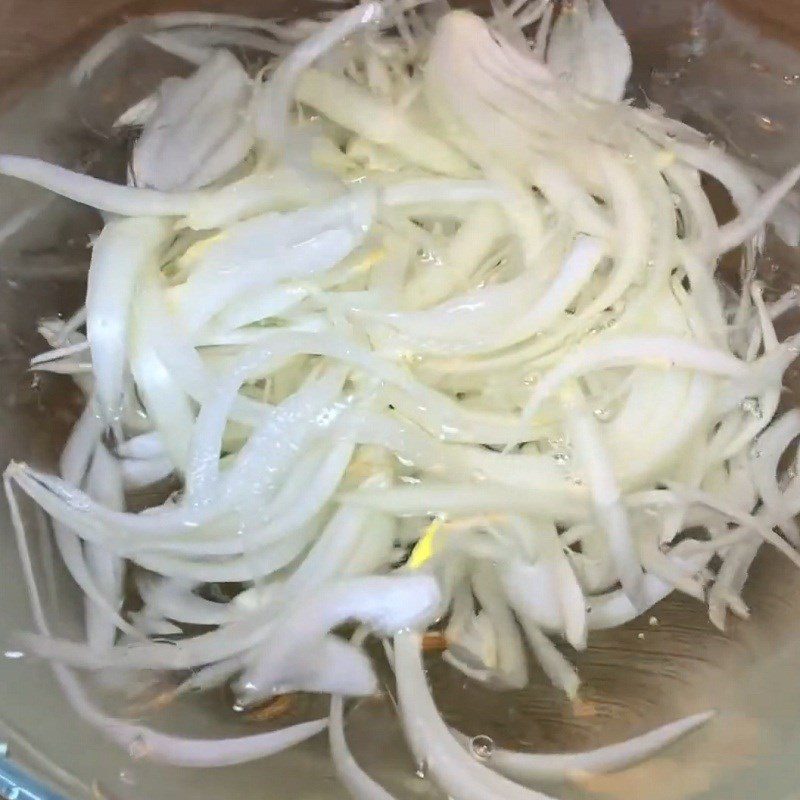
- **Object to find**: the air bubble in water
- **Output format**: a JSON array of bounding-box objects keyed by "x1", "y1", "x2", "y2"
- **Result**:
[
  {"x1": 414, "y1": 761, "x2": 428, "y2": 779},
  {"x1": 470, "y1": 734, "x2": 495, "y2": 761},
  {"x1": 553, "y1": 452, "x2": 570, "y2": 466},
  {"x1": 118, "y1": 770, "x2": 137, "y2": 787},
  {"x1": 756, "y1": 115, "x2": 782, "y2": 133},
  {"x1": 593, "y1": 407, "x2": 611, "y2": 421},
  {"x1": 3, "y1": 650, "x2": 24, "y2": 660}
]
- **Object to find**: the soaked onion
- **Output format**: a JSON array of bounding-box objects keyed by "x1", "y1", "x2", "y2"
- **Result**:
[{"x1": 4, "y1": 0, "x2": 800, "y2": 796}]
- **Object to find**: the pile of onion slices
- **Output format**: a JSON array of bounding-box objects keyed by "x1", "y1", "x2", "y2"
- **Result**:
[{"x1": 5, "y1": 1, "x2": 800, "y2": 797}]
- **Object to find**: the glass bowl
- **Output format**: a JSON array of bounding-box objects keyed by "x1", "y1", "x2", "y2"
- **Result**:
[{"x1": 1, "y1": 2, "x2": 800, "y2": 798}]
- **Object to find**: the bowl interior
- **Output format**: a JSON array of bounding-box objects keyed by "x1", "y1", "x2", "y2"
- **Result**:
[{"x1": 2, "y1": 2, "x2": 800, "y2": 798}]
